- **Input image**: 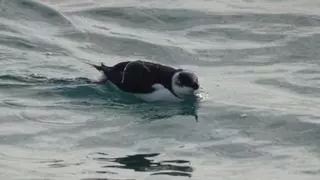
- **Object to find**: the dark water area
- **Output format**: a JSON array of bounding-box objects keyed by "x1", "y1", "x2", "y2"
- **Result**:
[{"x1": 1, "y1": 0, "x2": 320, "y2": 179}]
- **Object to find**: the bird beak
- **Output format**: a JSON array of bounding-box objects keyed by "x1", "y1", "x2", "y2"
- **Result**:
[{"x1": 192, "y1": 83, "x2": 199, "y2": 90}]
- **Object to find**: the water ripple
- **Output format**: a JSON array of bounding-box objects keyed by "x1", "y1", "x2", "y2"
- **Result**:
[
  {"x1": 1, "y1": 0, "x2": 320, "y2": 179},
  {"x1": 88, "y1": 152, "x2": 193, "y2": 178}
]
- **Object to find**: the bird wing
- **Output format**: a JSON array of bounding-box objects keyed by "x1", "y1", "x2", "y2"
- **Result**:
[{"x1": 120, "y1": 61, "x2": 156, "y2": 93}]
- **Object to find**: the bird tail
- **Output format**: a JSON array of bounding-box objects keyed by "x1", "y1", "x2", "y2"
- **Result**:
[
  {"x1": 85, "y1": 62, "x2": 111, "y2": 84},
  {"x1": 86, "y1": 62, "x2": 111, "y2": 72}
]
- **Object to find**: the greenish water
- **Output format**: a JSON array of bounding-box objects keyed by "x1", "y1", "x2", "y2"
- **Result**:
[{"x1": 1, "y1": 0, "x2": 320, "y2": 179}]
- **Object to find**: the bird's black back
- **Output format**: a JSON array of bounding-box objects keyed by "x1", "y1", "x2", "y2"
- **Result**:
[{"x1": 101, "y1": 60, "x2": 179, "y2": 94}]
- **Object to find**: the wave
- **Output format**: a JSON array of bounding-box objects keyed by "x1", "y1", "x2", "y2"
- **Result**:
[
  {"x1": 70, "y1": 6, "x2": 320, "y2": 30},
  {"x1": 1, "y1": 0, "x2": 75, "y2": 27}
]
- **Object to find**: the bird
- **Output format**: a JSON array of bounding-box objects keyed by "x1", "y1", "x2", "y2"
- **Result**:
[{"x1": 87, "y1": 60, "x2": 200, "y2": 102}]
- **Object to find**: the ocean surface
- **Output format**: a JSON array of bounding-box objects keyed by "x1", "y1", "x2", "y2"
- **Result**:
[{"x1": 1, "y1": 0, "x2": 320, "y2": 179}]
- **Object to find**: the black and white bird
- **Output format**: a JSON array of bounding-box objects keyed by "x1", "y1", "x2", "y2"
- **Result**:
[{"x1": 88, "y1": 60, "x2": 200, "y2": 102}]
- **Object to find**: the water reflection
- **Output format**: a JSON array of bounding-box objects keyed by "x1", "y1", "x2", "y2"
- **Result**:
[
  {"x1": 18, "y1": 75, "x2": 201, "y2": 121},
  {"x1": 1, "y1": 73, "x2": 200, "y2": 122},
  {"x1": 91, "y1": 152, "x2": 193, "y2": 178},
  {"x1": 133, "y1": 100, "x2": 200, "y2": 122}
]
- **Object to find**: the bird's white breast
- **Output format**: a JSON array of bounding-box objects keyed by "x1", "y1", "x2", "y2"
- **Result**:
[{"x1": 134, "y1": 84, "x2": 182, "y2": 102}]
